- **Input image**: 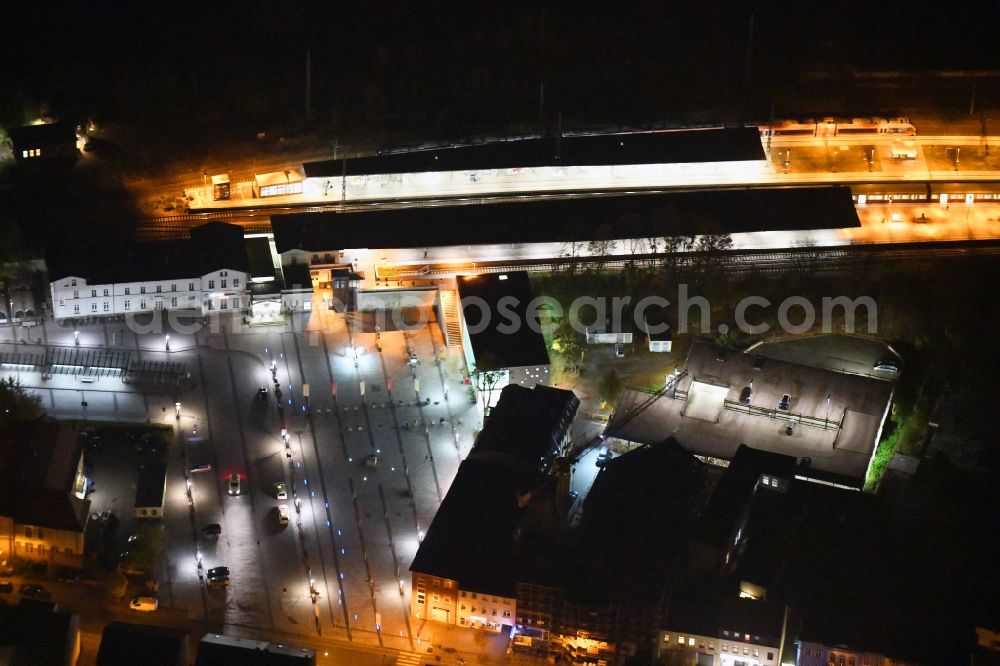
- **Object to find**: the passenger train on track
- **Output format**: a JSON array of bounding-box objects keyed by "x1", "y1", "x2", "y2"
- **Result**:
[{"x1": 754, "y1": 117, "x2": 917, "y2": 139}]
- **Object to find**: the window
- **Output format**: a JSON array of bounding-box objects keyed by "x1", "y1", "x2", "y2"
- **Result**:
[
  {"x1": 208, "y1": 280, "x2": 215, "y2": 289},
  {"x1": 73, "y1": 290, "x2": 78, "y2": 298},
  {"x1": 140, "y1": 286, "x2": 146, "y2": 294},
  {"x1": 91, "y1": 303, "x2": 97, "y2": 312},
  {"x1": 753, "y1": 648, "x2": 759, "y2": 657},
  {"x1": 221, "y1": 270, "x2": 227, "y2": 276},
  {"x1": 24, "y1": 527, "x2": 33, "y2": 538},
  {"x1": 768, "y1": 653, "x2": 774, "y2": 661},
  {"x1": 71, "y1": 279, "x2": 77, "y2": 286},
  {"x1": 444, "y1": 581, "x2": 453, "y2": 589},
  {"x1": 171, "y1": 297, "x2": 177, "y2": 307},
  {"x1": 103, "y1": 302, "x2": 110, "y2": 312},
  {"x1": 234, "y1": 278, "x2": 239, "y2": 286},
  {"x1": 471, "y1": 592, "x2": 477, "y2": 599},
  {"x1": 156, "y1": 285, "x2": 161, "y2": 293},
  {"x1": 503, "y1": 611, "x2": 511, "y2": 618},
  {"x1": 73, "y1": 304, "x2": 80, "y2": 314},
  {"x1": 677, "y1": 636, "x2": 685, "y2": 644},
  {"x1": 221, "y1": 299, "x2": 227, "y2": 309},
  {"x1": 125, "y1": 287, "x2": 130, "y2": 295},
  {"x1": 25, "y1": 543, "x2": 33, "y2": 553},
  {"x1": 744, "y1": 647, "x2": 750, "y2": 655},
  {"x1": 124, "y1": 300, "x2": 130, "y2": 310},
  {"x1": 724, "y1": 631, "x2": 730, "y2": 637},
  {"x1": 103, "y1": 288, "x2": 109, "y2": 296},
  {"x1": 171, "y1": 284, "x2": 176, "y2": 291},
  {"x1": 37, "y1": 529, "x2": 44, "y2": 539},
  {"x1": 189, "y1": 282, "x2": 195, "y2": 291},
  {"x1": 722, "y1": 644, "x2": 728, "y2": 652},
  {"x1": 140, "y1": 300, "x2": 147, "y2": 309},
  {"x1": 461, "y1": 605, "x2": 467, "y2": 611},
  {"x1": 460, "y1": 618, "x2": 466, "y2": 625},
  {"x1": 460, "y1": 591, "x2": 467, "y2": 597},
  {"x1": 221, "y1": 279, "x2": 227, "y2": 288},
  {"x1": 709, "y1": 643, "x2": 715, "y2": 651},
  {"x1": 688, "y1": 638, "x2": 695, "y2": 646},
  {"x1": 91, "y1": 289, "x2": 97, "y2": 297}
]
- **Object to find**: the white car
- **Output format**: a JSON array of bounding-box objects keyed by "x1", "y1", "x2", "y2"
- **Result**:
[
  {"x1": 277, "y1": 504, "x2": 290, "y2": 525},
  {"x1": 275, "y1": 482, "x2": 287, "y2": 500},
  {"x1": 130, "y1": 596, "x2": 158, "y2": 612},
  {"x1": 228, "y1": 473, "x2": 240, "y2": 496}
]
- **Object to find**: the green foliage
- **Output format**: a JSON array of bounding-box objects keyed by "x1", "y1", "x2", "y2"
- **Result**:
[
  {"x1": 864, "y1": 428, "x2": 899, "y2": 492},
  {"x1": 598, "y1": 369, "x2": 624, "y2": 405},
  {"x1": 0, "y1": 377, "x2": 43, "y2": 423}
]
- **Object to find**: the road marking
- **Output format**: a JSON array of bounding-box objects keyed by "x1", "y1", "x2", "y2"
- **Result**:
[{"x1": 396, "y1": 651, "x2": 423, "y2": 666}]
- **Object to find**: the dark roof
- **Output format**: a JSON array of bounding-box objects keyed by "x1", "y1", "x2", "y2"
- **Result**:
[
  {"x1": 665, "y1": 597, "x2": 786, "y2": 644},
  {"x1": 4, "y1": 488, "x2": 90, "y2": 531},
  {"x1": 271, "y1": 186, "x2": 858, "y2": 253},
  {"x1": 0, "y1": 416, "x2": 82, "y2": 490},
  {"x1": 245, "y1": 236, "x2": 276, "y2": 280},
  {"x1": 196, "y1": 634, "x2": 315, "y2": 666},
  {"x1": 8, "y1": 122, "x2": 76, "y2": 147},
  {"x1": 698, "y1": 444, "x2": 798, "y2": 549},
  {"x1": 573, "y1": 439, "x2": 705, "y2": 604},
  {"x1": 409, "y1": 451, "x2": 548, "y2": 597},
  {"x1": 280, "y1": 263, "x2": 312, "y2": 290},
  {"x1": 135, "y1": 463, "x2": 167, "y2": 508},
  {"x1": 0, "y1": 604, "x2": 77, "y2": 665},
  {"x1": 46, "y1": 222, "x2": 248, "y2": 282},
  {"x1": 456, "y1": 272, "x2": 550, "y2": 369},
  {"x1": 304, "y1": 128, "x2": 764, "y2": 177},
  {"x1": 97, "y1": 621, "x2": 188, "y2": 666},
  {"x1": 476, "y1": 384, "x2": 580, "y2": 466}
]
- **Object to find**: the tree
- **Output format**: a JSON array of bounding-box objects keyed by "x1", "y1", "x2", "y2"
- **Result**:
[
  {"x1": 471, "y1": 353, "x2": 507, "y2": 417},
  {"x1": 0, "y1": 377, "x2": 43, "y2": 423},
  {"x1": 597, "y1": 369, "x2": 624, "y2": 406},
  {"x1": 552, "y1": 318, "x2": 585, "y2": 362}
]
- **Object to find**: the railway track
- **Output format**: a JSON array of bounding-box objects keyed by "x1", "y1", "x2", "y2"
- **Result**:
[{"x1": 381, "y1": 239, "x2": 1000, "y2": 280}]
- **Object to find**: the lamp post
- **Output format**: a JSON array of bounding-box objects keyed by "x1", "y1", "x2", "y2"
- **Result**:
[
  {"x1": 165, "y1": 334, "x2": 170, "y2": 351},
  {"x1": 74, "y1": 329, "x2": 80, "y2": 346},
  {"x1": 174, "y1": 402, "x2": 181, "y2": 420},
  {"x1": 825, "y1": 393, "x2": 832, "y2": 429}
]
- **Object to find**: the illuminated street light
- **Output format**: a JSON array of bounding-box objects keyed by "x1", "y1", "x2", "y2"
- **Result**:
[
  {"x1": 165, "y1": 334, "x2": 171, "y2": 351},
  {"x1": 174, "y1": 401, "x2": 181, "y2": 419},
  {"x1": 74, "y1": 330, "x2": 79, "y2": 345}
]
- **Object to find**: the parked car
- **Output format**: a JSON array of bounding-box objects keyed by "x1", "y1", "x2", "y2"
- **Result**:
[
  {"x1": 129, "y1": 596, "x2": 158, "y2": 612},
  {"x1": 595, "y1": 447, "x2": 612, "y2": 467},
  {"x1": 739, "y1": 386, "x2": 752, "y2": 405},
  {"x1": 207, "y1": 566, "x2": 230, "y2": 579},
  {"x1": 873, "y1": 360, "x2": 899, "y2": 374},
  {"x1": 187, "y1": 462, "x2": 212, "y2": 473},
  {"x1": 255, "y1": 386, "x2": 268, "y2": 401},
  {"x1": 366, "y1": 454, "x2": 379, "y2": 469},
  {"x1": 785, "y1": 421, "x2": 795, "y2": 436},
  {"x1": 277, "y1": 504, "x2": 290, "y2": 526},
  {"x1": 228, "y1": 473, "x2": 241, "y2": 496},
  {"x1": 200, "y1": 523, "x2": 222, "y2": 537},
  {"x1": 778, "y1": 394, "x2": 791, "y2": 410},
  {"x1": 19, "y1": 584, "x2": 50, "y2": 600},
  {"x1": 0, "y1": 579, "x2": 13, "y2": 594},
  {"x1": 275, "y1": 482, "x2": 287, "y2": 500}
]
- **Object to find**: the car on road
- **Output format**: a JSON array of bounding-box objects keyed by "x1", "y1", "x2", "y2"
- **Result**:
[
  {"x1": 739, "y1": 386, "x2": 752, "y2": 405},
  {"x1": 200, "y1": 523, "x2": 222, "y2": 537},
  {"x1": 275, "y1": 482, "x2": 287, "y2": 500},
  {"x1": 187, "y1": 462, "x2": 212, "y2": 473},
  {"x1": 207, "y1": 566, "x2": 230, "y2": 579},
  {"x1": 614, "y1": 343, "x2": 625, "y2": 358},
  {"x1": 778, "y1": 394, "x2": 791, "y2": 410},
  {"x1": 19, "y1": 584, "x2": 50, "y2": 600},
  {"x1": 873, "y1": 360, "x2": 899, "y2": 374},
  {"x1": 277, "y1": 504, "x2": 290, "y2": 526},
  {"x1": 366, "y1": 454, "x2": 379, "y2": 469},
  {"x1": 129, "y1": 596, "x2": 158, "y2": 612},
  {"x1": 228, "y1": 473, "x2": 240, "y2": 496},
  {"x1": 595, "y1": 447, "x2": 612, "y2": 467},
  {"x1": 255, "y1": 386, "x2": 268, "y2": 401},
  {"x1": 0, "y1": 579, "x2": 13, "y2": 594}
]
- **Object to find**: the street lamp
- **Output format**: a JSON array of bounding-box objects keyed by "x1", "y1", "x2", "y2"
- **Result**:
[
  {"x1": 174, "y1": 402, "x2": 181, "y2": 420},
  {"x1": 74, "y1": 329, "x2": 79, "y2": 346},
  {"x1": 165, "y1": 334, "x2": 170, "y2": 351}
]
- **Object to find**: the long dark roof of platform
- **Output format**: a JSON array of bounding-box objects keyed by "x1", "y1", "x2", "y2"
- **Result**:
[
  {"x1": 271, "y1": 186, "x2": 859, "y2": 253},
  {"x1": 303, "y1": 127, "x2": 764, "y2": 178}
]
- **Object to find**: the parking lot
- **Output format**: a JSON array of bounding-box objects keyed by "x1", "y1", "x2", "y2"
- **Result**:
[{"x1": 3, "y1": 307, "x2": 485, "y2": 653}]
